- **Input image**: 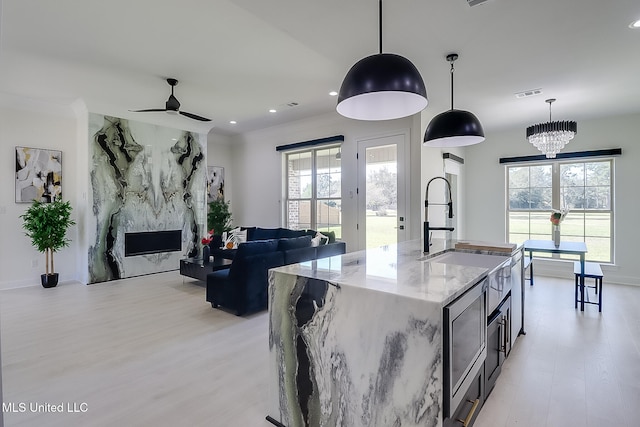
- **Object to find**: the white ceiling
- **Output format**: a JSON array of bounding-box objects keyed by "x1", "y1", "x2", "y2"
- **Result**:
[{"x1": 1, "y1": 0, "x2": 639, "y2": 136}]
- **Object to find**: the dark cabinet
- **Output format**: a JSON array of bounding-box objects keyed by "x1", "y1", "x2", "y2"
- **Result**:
[
  {"x1": 485, "y1": 295, "x2": 511, "y2": 397},
  {"x1": 443, "y1": 366, "x2": 484, "y2": 427}
]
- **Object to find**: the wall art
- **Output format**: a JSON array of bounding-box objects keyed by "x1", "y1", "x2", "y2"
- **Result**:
[
  {"x1": 15, "y1": 146, "x2": 62, "y2": 203},
  {"x1": 207, "y1": 166, "x2": 224, "y2": 202}
]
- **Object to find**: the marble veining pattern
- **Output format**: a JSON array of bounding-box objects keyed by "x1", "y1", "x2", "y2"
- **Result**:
[
  {"x1": 271, "y1": 240, "x2": 500, "y2": 307},
  {"x1": 268, "y1": 239, "x2": 510, "y2": 427},
  {"x1": 269, "y1": 271, "x2": 443, "y2": 427},
  {"x1": 88, "y1": 114, "x2": 206, "y2": 283}
]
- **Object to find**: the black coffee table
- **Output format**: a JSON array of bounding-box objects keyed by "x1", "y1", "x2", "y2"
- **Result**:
[{"x1": 179, "y1": 257, "x2": 232, "y2": 281}]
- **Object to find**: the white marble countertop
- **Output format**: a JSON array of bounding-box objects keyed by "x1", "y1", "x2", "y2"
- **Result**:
[{"x1": 270, "y1": 238, "x2": 513, "y2": 307}]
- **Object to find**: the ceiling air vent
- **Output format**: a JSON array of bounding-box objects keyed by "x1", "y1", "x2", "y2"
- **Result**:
[
  {"x1": 515, "y1": 89, "x2": 543, "y2": 99},
  {"x1": 467, "y1": 0, "x2": 492, "y2": 6}
]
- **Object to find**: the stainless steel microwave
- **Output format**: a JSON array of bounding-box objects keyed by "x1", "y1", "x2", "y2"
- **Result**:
[{"x1": 443, "y1": 278, "x2": 487, "y2": 417}]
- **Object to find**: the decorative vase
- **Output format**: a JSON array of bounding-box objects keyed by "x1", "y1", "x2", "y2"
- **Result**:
[
  {"x1": 41, "y1": 273, "x2": 59, "y2": 288},
  {"x1": 202, "y1": 245, "x2": 210, "y2": 264},
  {"x1": 552, "y1": 225, "x2": 561, "y2": 247}
]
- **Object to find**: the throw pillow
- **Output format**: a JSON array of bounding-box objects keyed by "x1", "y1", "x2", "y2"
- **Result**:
[
  {"x1": 224, "y1": 227, "x2": 247, "y2": 249},
  {"x1": 235, "y1": 229, "x2": 248, "y2": 243},
  {"x1": 315, "y1": 232, "x2": 329, "y2": 245},
  {"x1": 310, "y1": 235, "x2": 322, "y2": 247},
  {"x1": 325, "y1": 230, "x2": 336, "y2": 244}
]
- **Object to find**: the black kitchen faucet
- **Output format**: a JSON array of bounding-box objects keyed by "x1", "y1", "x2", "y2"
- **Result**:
[{"x1": 424, "y1": 176, "x2": 454, "y2": 253}]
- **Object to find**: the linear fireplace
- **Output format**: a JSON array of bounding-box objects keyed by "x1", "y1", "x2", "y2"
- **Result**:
[{"x1": 124, "y1": 230, "x2": 182, "y2": 257}]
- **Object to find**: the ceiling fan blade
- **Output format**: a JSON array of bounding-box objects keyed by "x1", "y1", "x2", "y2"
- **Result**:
[
  {"x1": 129, "y1": 108, "x2": 167, "y2": 113},
  {"x1": 130, "y1": 79, "x2": 210, "y2": 122},
  {"x1": 179, "y1": 111, "x2": 211, "y2": 122}
]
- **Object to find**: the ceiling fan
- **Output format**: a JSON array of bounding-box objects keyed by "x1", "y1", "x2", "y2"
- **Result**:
[{"x1": 130, "y1": 78, "x2": 211, "y2": 122}]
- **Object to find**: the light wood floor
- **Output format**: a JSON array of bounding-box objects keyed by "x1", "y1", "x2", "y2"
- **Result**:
[
  {"x1": 476, "y1": 277, "x2": 640, "y2": 427},
  {"x1": 0, "y1": 273, "x2": 272, "y2": 427},
  {"x1": 1, "y1": 272, "x2": 638, "y2": 427}
]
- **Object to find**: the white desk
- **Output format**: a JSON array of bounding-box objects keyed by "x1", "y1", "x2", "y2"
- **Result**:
[{"x1": 523, "y1": 240, "x2": 588, "y2": 311}]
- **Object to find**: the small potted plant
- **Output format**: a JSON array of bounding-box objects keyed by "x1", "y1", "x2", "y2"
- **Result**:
[{"x1": 20, "y1": 199, "x2": 75, "y2": 288}]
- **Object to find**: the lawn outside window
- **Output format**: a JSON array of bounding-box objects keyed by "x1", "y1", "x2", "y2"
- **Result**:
[{"x1": 506, "y1": 159, "x2": 613, "y2": 263}]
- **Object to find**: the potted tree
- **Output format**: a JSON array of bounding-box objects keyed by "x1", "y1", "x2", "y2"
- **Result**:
[
  {"x1": 20, "y1": 199, "x2": 75, "y2": 288},
  {"x1": 207, "y1": 199, "x2": 233, "y2": 235}
]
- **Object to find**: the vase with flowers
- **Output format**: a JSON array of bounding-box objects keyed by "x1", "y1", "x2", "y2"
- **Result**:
[
  {"x1": 550, "y1": 208, "x2": 569, "y2": 247},
  {"x1": 201, "y1": 229, "x2": 214, "y2": 264}
]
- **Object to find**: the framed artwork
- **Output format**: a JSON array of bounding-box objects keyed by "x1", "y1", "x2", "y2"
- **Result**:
[
  {"x1": 207, "y1": 166, "x2": 224, "y2": 202},
  {"x1": 15, "y1": 146, "x2": 62, "y2": 203}
]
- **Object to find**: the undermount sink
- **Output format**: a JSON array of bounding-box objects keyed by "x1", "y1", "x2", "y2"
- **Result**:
[{"x1": 426, "y1": 251, "x2": 508, "y2": 269}]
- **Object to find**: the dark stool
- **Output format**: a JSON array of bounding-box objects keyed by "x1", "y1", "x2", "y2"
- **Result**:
[{"x1": 574, "y1": 261, "x2": 603, "y2": 312}]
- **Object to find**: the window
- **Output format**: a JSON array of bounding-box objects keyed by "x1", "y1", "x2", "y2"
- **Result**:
[
  {"x1": 285, "y1": 145, "x2": 342, "y2": 238},
  {"x1": 507, "y1": 159, "x2": 613, "y2": 263}
]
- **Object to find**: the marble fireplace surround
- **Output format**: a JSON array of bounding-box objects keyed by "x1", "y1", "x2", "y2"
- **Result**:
[{"x1": 87, "y1": 114, "x2": 207, "y2": 284}]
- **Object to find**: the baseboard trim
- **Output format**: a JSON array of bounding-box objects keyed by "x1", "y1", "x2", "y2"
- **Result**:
[{"x1": 0, "y1": 279, "x2": 83, "y2": 291}]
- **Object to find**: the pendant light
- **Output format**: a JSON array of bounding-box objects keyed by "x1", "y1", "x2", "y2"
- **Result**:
[
  {"x1": 336, "y1": 0, "x2": 428, "y2": 121},
  {"x1": 423, "y1": 53, "x2": 485, "y2": 147},
  {"x1": 526, "y1": 98, "x2": 577, "y2": 158}
]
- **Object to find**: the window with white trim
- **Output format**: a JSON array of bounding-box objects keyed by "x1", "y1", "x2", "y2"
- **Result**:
[
  {"x1": 285, "y1": 145, "x2": 342, "y2": 237},
  {"x1": 507, "y1": 159, "x2": 613, "y2": 263}
]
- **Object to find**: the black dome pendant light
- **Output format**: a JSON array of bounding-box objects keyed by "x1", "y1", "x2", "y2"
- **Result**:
[
  {"x1": 424, "y1": 53, "x2": 485, "y2": 147},
  {"x1": 336, "y1": 0, "x2": 428, "y2": 121}
]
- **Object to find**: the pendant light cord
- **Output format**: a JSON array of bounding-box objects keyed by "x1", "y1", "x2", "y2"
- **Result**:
[
  {"x1": 378, "y1": 0, "x2": 383, "y2": 54},
  {"x1": 446, "y1": 53, "x2": 458, "y2": 110},
  {"x1": 450, "y1": 60, "x2": 455, "y2": 110}
]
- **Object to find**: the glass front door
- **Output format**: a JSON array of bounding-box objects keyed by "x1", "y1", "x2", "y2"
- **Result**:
[{"x1": 357, "y1": 133, "x2": 407, "y2": 250}]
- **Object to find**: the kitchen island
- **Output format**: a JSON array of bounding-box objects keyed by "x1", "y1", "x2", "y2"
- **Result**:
[{"x1": 267, "y1": 239, "x2": 523, "y2": 427}]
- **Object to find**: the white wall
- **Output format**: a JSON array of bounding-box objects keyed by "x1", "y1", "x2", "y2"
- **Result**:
[
  {"x1": 1, "y1": 99, "x2": 211, "y2": 288},
  {"x1": 465, "y1": 112, "x2": 640, "y2": 285},
  {"x1": 4, "y1": 99, "x2": 638, "y2": 286},
  {"x1": 0, "y1": 105, "x2": 80, "y2": 289},
  {"x1": 228, "y1": 111, "x2": 416, "y2": 252}
]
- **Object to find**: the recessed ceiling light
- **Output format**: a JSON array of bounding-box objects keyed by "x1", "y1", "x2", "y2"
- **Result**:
[
  {"x1": 269, "y1": 109, "x2": 277, "y2": 113},
  {"x1": 229, "y1": 120, "x2": 237, "y2": 124},
  {"x1": 329, "y1": 91, "x2": 338, "y2": 96},
  {"x1": 630, "y1": 19, "x2": 640, "y2": 29}
]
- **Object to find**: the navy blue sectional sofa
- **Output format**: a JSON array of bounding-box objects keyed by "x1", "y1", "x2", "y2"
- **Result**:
[
  {"x1": 208, "y1": 227, "x2": 339, "y2": 260},
  {"x1": 206, "y1": 228, "x2": 346, "y2": 316}
]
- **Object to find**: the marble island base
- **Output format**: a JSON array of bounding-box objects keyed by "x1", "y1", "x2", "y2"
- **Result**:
[
  {"x1": 266, "y1": 239, "x2": 521, "y2": 427},
  {"x1": 268, "y1": 273, "x2": 443, "y2": 427}
]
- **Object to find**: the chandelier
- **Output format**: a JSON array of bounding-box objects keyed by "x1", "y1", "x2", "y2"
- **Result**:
[{"x1": 526, "y1": 98, "x2": 577, "y2": 158}]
